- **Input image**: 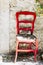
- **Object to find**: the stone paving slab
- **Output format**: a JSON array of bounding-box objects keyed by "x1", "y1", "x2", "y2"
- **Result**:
[{"x1": 0, "y1": 62, "x2": 43, "y2": 65}]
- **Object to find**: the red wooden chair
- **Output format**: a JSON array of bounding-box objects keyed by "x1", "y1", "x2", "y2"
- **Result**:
[{"x1": 15, "y1": 11, "x2": 38, "y2": 62}]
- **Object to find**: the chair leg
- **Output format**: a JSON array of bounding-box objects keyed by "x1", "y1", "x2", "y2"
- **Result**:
[
  {"x1": 14, "y1": 40, "x2": 19, "y2": 63},
  {"x1": 34, "y1": 51, "x2": 37, "y2": 61},
  {"x1": 34, "y1": 39, "x2": 38, "y2": 61},
  {"x1": 36, "y1": 39, "x2": 38, "y2": 53},
  {"x1": 15, "y1": 51, "x2": 18, "y2": 63}
]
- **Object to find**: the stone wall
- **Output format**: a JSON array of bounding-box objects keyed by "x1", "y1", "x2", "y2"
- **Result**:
[{"x1": 9, "y1": 0, "x2": 43, "y2": 51}]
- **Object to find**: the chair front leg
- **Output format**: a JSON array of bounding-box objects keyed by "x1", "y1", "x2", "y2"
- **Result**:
[
  {"x1": 14, "y1": 39, "x2": 19, "y2": 62},
  {"x1": 15, "y1": 50, "x2": 18, "y2": 62}
]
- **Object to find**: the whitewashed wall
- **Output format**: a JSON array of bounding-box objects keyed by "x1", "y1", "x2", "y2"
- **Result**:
[{"x1": 0, "y1": 0, "x2": 9, "y2": 53}]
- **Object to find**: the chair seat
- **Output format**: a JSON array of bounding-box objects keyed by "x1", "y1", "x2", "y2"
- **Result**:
[{"x1": 17, "y1": 34, "x2": 36, "y2": 42}]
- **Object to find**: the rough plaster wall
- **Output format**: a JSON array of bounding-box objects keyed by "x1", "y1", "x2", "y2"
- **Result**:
[
  {"x1": 9, "y1": 0, "x2": 43, "y2": 51},
  {"x1": 0, "y1": 0, "x2": 9, "y2": 53},
  {"x1": 34, "y1": 17, "x2": 43, "y2": 49}
]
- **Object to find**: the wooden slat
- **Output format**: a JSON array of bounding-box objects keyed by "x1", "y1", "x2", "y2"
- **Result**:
[
  {"x1": 19, "y1": 20, "x2": 33, "y2": 23},
  {"x1": 17, "y1": 49, "x2": 34, "y2": 52},
  {"x1": 19, "y1": 27, "x2": 32, "y2": 31}
]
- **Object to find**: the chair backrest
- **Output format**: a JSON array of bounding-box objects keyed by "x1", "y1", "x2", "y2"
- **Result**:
[{"x1": 16, "y1": 11, "x2": 36, "y2": 34}]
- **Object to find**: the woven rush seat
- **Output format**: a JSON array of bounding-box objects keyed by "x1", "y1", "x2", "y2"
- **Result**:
[{"x1": 17, "y1": 34, "x2": 36, "y2": 42}]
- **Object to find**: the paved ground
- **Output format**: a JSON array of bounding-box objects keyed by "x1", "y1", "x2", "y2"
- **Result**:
[
  {"x1": 0, "y1": 61, "x2": 43, "y2": 65},
  {"x1": 0, "y1": 51, "x2": 43, "y2": 65}
]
